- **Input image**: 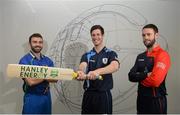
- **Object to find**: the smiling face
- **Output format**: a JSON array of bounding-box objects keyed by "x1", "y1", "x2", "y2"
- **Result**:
[
  {"x1": 29, "y1": 37, "x2": 43, "y2": 53},
  {"x1": 142, "y1": 28, "x2": 158, "y2": 49},
  {"x1": 91, "y1": 29, "x2": 104, "y2": 47}
]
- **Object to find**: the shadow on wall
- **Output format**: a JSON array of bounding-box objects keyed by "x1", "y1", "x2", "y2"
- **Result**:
[{"x1": 0, "y1": 70, "x2": 23, "y2": 114}]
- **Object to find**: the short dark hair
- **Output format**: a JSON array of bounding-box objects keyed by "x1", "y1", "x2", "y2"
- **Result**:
[
  {"x1": 142, "y1": 24, "x2": 159, "y2": 33},
  {"x1": 90, "y1": 25, "x2": 104, "y2": 35},
  {"x1": 29, "y1": 33, "x2": 43, "y2": 43}
]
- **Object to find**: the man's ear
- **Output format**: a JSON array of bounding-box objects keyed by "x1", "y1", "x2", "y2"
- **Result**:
[{"x1": 155, "y1": 32, "x2": 159, "y2": 39}]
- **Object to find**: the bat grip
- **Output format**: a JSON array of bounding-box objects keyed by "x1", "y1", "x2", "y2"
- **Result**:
[
  {"x1": 72, "y1": 72, "x2": 103, "y2": 80},
  {"x1": 85, "y1": 75, "x2": 103, "y2": 80},
  {"x1": 95, "y1": 75, "x2": 103, "y2": 80}
]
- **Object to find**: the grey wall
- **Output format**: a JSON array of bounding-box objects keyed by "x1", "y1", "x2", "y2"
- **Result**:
[
  {"x1": 176, "y1": 2, "x2": 180, "y2": 112},
  {"x1": 0, "y1": 0, "x2": 180, "y2": 114},
  {"x1": 0, "y1": 0, "x2": 2, "y2": 65},
  {"x1": 165, "y1": 1, "x2": 180, "y2": 113},
  {"x1": 0, "y1": 0, "x2": 3, "y2": 64},
  {"x1": 0, "y1": 1, "x2": 4, "y2": 112}
]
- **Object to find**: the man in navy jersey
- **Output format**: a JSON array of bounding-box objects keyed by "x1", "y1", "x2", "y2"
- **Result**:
[
  {"x1": 19, "y1": 33, "x2": 57, "y2": 114},
  {"x1": 77, "y1": 25, "x2": 120, "y2": 114}
]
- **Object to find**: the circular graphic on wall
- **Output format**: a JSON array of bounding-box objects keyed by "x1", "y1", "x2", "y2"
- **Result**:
[{"x1": 49, "y1": 4, "x2": 168, "y2": 113}]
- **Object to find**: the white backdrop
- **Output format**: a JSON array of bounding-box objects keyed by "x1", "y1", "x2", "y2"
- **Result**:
[
  {"x1": 177, "y1": 6, "x2": 180, "y2": 110},
  {"x1": 0, "y1": 0, "x2": 180, "y2": 114},
  {"x1": 0, "y1": 1, "x2": 2, "y2": 69}
]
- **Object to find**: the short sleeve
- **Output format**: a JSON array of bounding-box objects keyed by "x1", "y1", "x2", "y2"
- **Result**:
[
  {"x1": 108, "y1": 51, "x2": 119, "y2": 63},
  {"x1": 80, "y1": 53, "x2": 88, "y2": 63},
  {"x1": 19, "y1": 58, "x2": 29, "y2": 65},
  {"x1": 45, "y1": 57, "x2": 54, "y2": 67}
]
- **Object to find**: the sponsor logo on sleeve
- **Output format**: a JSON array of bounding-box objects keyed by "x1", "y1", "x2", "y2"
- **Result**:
[{"x1": 156, "y1": 62, "x2": 166, "y2": 69}]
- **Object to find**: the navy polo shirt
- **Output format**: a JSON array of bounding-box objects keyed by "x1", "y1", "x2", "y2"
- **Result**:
[
  {"x1": 80, "y1": 47, "x2": 119, "y2": 91},
  {"x1": 19, "y1": 51, "x2": 54, "y2": 94}
]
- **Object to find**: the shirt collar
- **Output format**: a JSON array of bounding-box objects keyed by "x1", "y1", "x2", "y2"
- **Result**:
[
  {"x1": 29, "y1": 51, "x2": 44, "y2": 59},
  {"x1": 147, "y1": 45, "x2": 161, "y2": 55},
  {"x1": 92, "y1": 46, "x2": 106, "y2": 54}
]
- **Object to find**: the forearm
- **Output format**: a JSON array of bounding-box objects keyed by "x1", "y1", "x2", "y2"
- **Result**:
[
  {"x1": 78, "y1": 62, "x2": 87, "y2": 72},
  {"x1": 95, "y1": 61, "x2": 119, "y2": 75},
  {"x1": 128, "y1": 72, "x2": 147, "y2": 82},
  {"x1": 76, "y1": 62, "x2": 88, "y2": 80},
  {"x1": 128, "y1": 64, "x2": 148, "y2": 82},
  {"x1": 24, "y1": 78, "x2": 44, "y2": 86},
  {"x1": 46, "y1": 79, "x2": 58, "y2": 83}
]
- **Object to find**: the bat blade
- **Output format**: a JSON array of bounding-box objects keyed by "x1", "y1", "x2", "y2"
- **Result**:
[{"x1": 6, "y1": 64, "x2": 77, "y2": 80}]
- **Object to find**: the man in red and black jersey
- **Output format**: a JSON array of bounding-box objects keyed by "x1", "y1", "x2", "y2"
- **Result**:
[{"x1": 128, "y1": 24, "x2": 171, "y2": 114}]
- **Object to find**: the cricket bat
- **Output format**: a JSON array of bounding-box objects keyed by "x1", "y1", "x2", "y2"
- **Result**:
[{"x1": 6, "y1": 64, "x2": 103, "y2": 80}]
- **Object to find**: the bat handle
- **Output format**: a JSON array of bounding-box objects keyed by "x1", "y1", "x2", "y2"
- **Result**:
[
  {"x1": 85, "y1": 75, "x2": 103, "y2": 80},
  {"x1": 72, "y1": 72, "x2": 103, "y2": 80},
  {"x1": 72, "y1": 72, "x2": 78, "y2": 79},
  {"x1": 96, "y1": 75, "x2": 103, "y2": 80}
]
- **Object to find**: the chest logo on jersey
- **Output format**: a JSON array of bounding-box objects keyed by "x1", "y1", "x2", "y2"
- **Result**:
[
  {"x1": 102, "y1": 58, "x2": 108, "y2": 64},
  {"x1": 89, "y1": 59, "x2": 95, "y2": 62},
  {"x1": 138, "y1": 59, "x2": 145, "y2": 62}
]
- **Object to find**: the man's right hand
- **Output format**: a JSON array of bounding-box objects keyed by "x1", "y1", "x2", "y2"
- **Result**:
[{"x1": 76, "y1": 71, "x2": 86, "y2": 81}]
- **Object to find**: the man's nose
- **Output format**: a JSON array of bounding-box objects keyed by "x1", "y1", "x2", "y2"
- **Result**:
[{"x1": 144, "y1": 35, "x2": 149, "y2": 39}]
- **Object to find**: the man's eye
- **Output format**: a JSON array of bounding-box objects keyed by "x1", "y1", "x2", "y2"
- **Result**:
[{"x1": 32, "y1": 41, "x2": 37, "y2": 43}]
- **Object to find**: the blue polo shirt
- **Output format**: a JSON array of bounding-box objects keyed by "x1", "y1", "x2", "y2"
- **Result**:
[
  {"x1": 19, "y1": 51, "x2": 54, "y2": 94},
  {"x1": 81, "y1": 47, "x2": 119, "y2": 91}
]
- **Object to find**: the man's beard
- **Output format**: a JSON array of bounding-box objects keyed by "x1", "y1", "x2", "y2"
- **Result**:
[
  {"x1": 31, "y1": 46, "x2": 42, "y2": 53},
  {"x1": 143, "y1": 39, "x2": 155, "y2": 49}
]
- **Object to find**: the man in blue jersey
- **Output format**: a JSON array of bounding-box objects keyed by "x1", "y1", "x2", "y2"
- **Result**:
[
  {"x1": 77, "y1": 25, "x2": 120, "y2": 114},
  {"x1": 19, "y1": 33, "x2": 57, "y2": 114}
]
